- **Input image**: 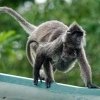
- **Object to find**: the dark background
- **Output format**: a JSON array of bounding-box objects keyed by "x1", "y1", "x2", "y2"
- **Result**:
[{"x1": 0, "y1": 0, "x2": 100, "y2": 87}]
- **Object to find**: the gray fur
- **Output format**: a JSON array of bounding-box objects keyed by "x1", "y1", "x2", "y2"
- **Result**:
[
  {"x1": 0, "y1": 7, "x2": 98, "y2": 88},
  {"x1": 27, "y1": 21, "x2": 98, "y2": 88}
]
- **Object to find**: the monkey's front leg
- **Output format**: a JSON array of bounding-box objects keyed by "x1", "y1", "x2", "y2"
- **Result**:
[
  {"x1": 43, "y1": 59, "x2": 54, "y2": 88},
  {"x1": 34, "y1": 53, "x2": 45, "y2": 86},
  {"x1": 77, "y1": 47, "x2": 99, "y2": 88}
]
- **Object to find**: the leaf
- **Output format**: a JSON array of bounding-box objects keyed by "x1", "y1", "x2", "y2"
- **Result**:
[{"x1": 0, "y1": 30, "x2": 16, "y2": 44}]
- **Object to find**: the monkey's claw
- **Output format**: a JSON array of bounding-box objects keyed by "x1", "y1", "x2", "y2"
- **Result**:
[{"x1": 45, "y1": 78, "x2": 53, "y2": 88}]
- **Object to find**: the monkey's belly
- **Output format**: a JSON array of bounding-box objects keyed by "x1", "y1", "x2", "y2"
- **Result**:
[{"x1": 52, "y1": 59, "x2": 76, "y2": 72}]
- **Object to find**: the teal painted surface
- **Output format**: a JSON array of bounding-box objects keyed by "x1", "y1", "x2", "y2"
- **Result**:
[{"x1": 0, "y1": 73, "x2": 100, "y2": 100}]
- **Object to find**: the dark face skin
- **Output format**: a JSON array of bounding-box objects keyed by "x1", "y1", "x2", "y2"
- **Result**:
[
  {"x1": 61, "y1": 31, "x2": 83, "y2": 60},
  {"x1": 66, "y1": 31, "x2": 83, "y2": 48}
]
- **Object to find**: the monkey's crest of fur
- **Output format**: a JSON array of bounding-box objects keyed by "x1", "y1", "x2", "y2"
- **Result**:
[{"x1": 68, "y1": 21, "x2": 86, "y2": 36}]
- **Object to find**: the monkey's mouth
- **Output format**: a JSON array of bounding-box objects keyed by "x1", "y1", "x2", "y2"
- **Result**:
[
  {"x1": 61, "y1": 53, "x2": 77, "y2": 61},
  {"x1": 75, "y1": 42, "x2": 81, "y2": 46},
  {"x1": 67, "y1": 43, "x2": 81, "y2": 48}
]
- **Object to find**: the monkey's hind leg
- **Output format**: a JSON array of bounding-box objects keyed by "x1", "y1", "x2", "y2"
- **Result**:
[
  {"x1": 43, "y1": 59, "x2": 55, "y2": 88},
  {"x1": 33, "y1": 52, "x2": 46, "y2": 86}
]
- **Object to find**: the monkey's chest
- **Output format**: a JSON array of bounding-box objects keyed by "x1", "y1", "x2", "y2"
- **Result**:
[{"x1": 51, "y1": 56, "x2": 76, "y2": 72}]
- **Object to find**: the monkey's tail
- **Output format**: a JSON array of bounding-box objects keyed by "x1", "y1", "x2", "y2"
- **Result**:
[
  {"x1": 0, "y1": 7, "x2": 36, "y2": 35},
  {"x1": 26, "y1": 40, "x2": 39, "y2": 67}
]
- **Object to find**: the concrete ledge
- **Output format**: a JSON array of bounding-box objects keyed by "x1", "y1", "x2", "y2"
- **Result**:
[{"x1": 0, "y1": 73, "x2": 100, "y2": 100}]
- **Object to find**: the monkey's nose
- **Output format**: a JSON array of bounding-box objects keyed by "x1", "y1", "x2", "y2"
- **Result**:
[{"x1": 61, "y1": 54, "x2": 68, "y2": 59}]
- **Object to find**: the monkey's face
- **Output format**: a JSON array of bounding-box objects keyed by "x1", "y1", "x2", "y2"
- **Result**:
[{"x1": 66, "y1": 31, "x2": 84, "y2": 48}]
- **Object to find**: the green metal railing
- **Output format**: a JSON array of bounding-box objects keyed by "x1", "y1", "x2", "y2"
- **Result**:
[{"x1": 0, "y1": 73, "x2": 100, "y2": 100}]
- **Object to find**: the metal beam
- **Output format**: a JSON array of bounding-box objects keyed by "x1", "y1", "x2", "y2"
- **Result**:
[{"x1": 0, "y1": 73, "x2": 100, "y2": 100}]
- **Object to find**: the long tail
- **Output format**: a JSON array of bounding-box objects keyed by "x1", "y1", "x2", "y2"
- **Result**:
[
  {"x1": 26, "y1": 40, "x2": 39, "y2": 67},
  {"x1": 0, "y1": 7, "x2": 36, "y2": 35}
]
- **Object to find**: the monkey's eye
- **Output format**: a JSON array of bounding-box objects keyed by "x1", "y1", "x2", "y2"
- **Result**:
[
  {"x1": 77, "y1": 32, "x2": 83, "y2": 36},
  {"x1": 72, "y1": 31, "x2": 83, "y2": 36}
]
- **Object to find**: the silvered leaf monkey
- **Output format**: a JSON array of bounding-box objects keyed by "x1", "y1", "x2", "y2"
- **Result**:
[{"x1": 0, "y1": 7, "x2": 98, "y2": 88}]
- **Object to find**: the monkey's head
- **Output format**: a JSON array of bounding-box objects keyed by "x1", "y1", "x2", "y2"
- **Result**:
[
  {"x1": 63, "y1": 22, "x2": 86, "y2": 48},
  {"x1": 61, "y1": 22, "x2": 86, "y2": 60}
]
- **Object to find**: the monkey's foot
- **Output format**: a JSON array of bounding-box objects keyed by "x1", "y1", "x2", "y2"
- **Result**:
[
  {"x1": 87, "y1": 83, "x2": 99, "y2": 88},
  {"x1": 34, "y1": 79, "x2": 38, "y2": 86},
  {"x1": 34, "y1": 72, "x2": 45, "y2": 85},
  {"x1": 34, "y1": 72, "x2": 39, "y2": 86},
  {"x1": 45, "y1": 78, "x2": 54, "y2": 88}
]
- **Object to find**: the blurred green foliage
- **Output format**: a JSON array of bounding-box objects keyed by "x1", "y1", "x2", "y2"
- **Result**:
[{"x1": 0, "y1": 0, "x2": 100, "y2": 87}]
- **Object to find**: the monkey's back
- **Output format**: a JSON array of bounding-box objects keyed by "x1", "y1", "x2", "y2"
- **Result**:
[{"x1": 30, "y1": 20, "x2": 68, "y2": 42}]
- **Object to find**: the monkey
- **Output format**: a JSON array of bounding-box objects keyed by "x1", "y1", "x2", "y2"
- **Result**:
[
  {"x1": 27, "y1": 22, "x2": 97, "y2": 88},
  {"x1": 0, "y1": 7, "x2": 99, "y2": 88}
]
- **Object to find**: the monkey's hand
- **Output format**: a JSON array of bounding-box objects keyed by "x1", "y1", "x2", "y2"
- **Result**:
[
  {"x1": 45, "y1": 78, "x2": 54, "y2": 88},
  {"x1": 87, "y1": 82, "x2": 99, "y2": 89}
]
